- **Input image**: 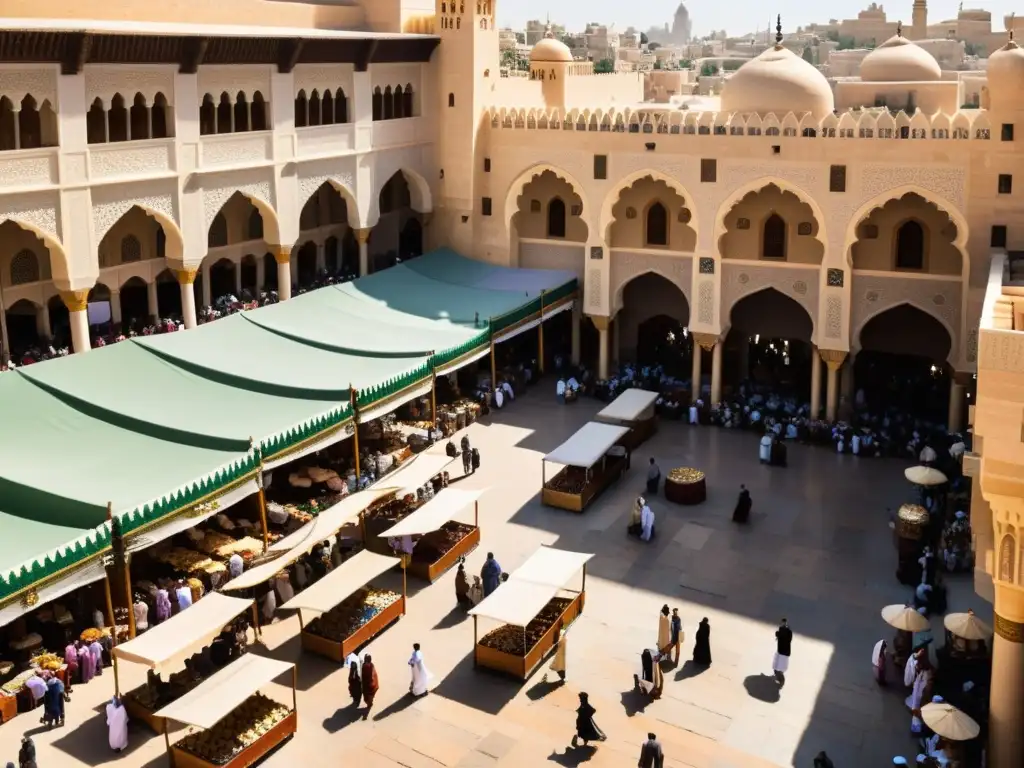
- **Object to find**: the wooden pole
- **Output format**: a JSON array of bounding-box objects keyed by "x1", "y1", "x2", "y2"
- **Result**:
[
  {"x1": 123, "y1": 557, "x2": 137, "y2": 639},
  {"x1": 257, "y1": 487, "x2": 270, "y2": 554},
  {"x1": 251, "y1": 601, "x2": 261, "y2": 640},
  {"x1": 402, "y1": 556, "x2": 408, "y2": 601},
  {"x1": 359, "y1": 510, "x2": 367, "y2": 543},
  {"x1": 430, "y1": 365, "x2": 437, "y2": 424},
  {"x1": 350, "y1": 386, "x2": 361, "y2": 478},
  {"x1": 292, "y1": 665, "x2": 298, "y2": 713},
  {"x1": 538, "y1": 290, "x2": 545, "y2": 375},
  {"x1": 163, "y1": 727, "x2": 170, "y2": 757},
  {"x1": 104, "y1": 573, "x2": 121, "y2": 695},
  {"x1": 490, "y1": 340, "x2": 497, "y2": 390},
  {"x1": 474, "y1": 500, "x2": 479, "y2": 528},
  {"x1": 473, "y1": 615, "x2": 478, "y2": 667},
  {"x1": 581, "y1": 563, "x2": 587, "y2": 594}
]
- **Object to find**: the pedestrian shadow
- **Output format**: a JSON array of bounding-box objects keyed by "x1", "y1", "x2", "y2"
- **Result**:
[
  {"x1": 547, "y1": 744, "x2": 597, "y2": 765},
  {"x1": 526, "y1": 677, "x2": 563, "y2": 701},
  {"x1": 372, "y1": 692, "x2": 420, "y2": 721},
  {"x1": 433, "y1": 605, "x2": 470, "y2": 630},
  {"x1": 49, "y1": 707, "x2": 159, "y2": 765},
  {"x1": 743, "y1": 673, "x2": 781, "y2": 703},
  {"x1": 619, "y1": 687, "x2": 650, "y2": 716},
  {"x1": 431, "y1": 653, "x2": 520, "y2": 716},
  {"x1": 322, "y1": 704, "x2": 364, "y2": 733},
  {"x1": 674, "y1": 660, "x2": 709, "y2": 682}
]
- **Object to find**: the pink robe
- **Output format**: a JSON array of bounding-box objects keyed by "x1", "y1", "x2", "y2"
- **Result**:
[
  {"x1": 156, "y1": 589, "x2": 172, "y2": 623},
  {"x1": 80, "y1": 646, "x2": 96, "y2": 682},
  {"x1": 89, "y1": 641, "x2": 104, "y2": 676}
]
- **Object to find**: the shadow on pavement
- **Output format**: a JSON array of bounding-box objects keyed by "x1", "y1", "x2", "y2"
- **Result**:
[
  {"x1": 371, "y1": 691, "x2": 420, "y2": 721},
  {"x1": 322, "y1": 704, "x2": 364, "y2": 733},
  {"x1": 433, "y1": 604, "x2": 471, "y2": 630},
  {"x1": 525, "y1": 677, "x2": 564, "y2": 701},
  {"x1": 546, "y1": 744, "x2": 597, "y2": 765},
  {"x1": 674, "y1": 659, "x2": 709, "y2": 682},
  {"x1": 431, "y1": 653, "x2": 521, "y2": 716},
  {"x1": 619, "y1": 687, "x2": 651, "y2": 717},
  {"x1": 50, "y1": 708, "x2": 161, "y2": 766},
  {"x1": 743, "y1": 673, "x2": 782, "y2": 703}
]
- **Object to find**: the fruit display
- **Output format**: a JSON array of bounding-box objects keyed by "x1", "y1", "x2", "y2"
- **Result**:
[
  {"x1": 2, "y1": 670, "x2": 37, "y2": 695},
  {"x1": 478, "y1": 597, "x2": 572, "y2": 656},
  {"x1": 544, "y1": 467, "x2": 588, "y2": 495},
  {"x1": 667, "y1": 467, "x2": 705, "y2": 485},
  {"x1": 30, "y1": 652, "x2": 62, "y2": 672},
  {"x1": 149, "y1": 546, "x2": 223, "y2": 577},
  {"x1": 80, "y1": 628, "x2": 104, "y2": 644},
  {"x1": 304, "y1": 588, "x2": 401, "y2": 642},
  {"x1": 175, "y1": 693, "x2": 291, "y2": 765},
  {"x1": 412, "y1": 522, "x2": 476, "y2": 564}
]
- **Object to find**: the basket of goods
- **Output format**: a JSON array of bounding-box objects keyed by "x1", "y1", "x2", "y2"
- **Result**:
[
  {"x1": 1, "y1": 670, "x2": 37, "y2": 695},
  {"x1": 80, "y1": 628, "x2": 103, "y2": 644},
  {"x1": 304, "y1": 588, "x2": 400, "y2": 641},
  {"x1": 127, "y1": 683, "x2": 159, "y2": 710},
  {"x1": 176, "y1": 693, "x2": 290, "y2": 764},
  {"x1": 412, "y1": 522, "x2": 476, "y2": 563},
  {"x1": 665, "y1": 467, "x2": 707, "y2": 505},
  {"x1": 545, "y1": 467, "x2": 588, "y2": 495},
  {"x1": 305, "y1": 467, "x2": 339, "y2": 484},
  {"x1": 30, "y1": 653, "x2": 62, "y2": 672},
  {"x1": 478, "y1": 597, "x2": 572, "y2": 657}
]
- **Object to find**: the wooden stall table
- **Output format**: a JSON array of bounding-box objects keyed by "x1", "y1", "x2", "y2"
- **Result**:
[
  {"x1": 470, "y1": 546, "x2": 592, "y2": 680},
  {"x1": 154, "y1": 654, "x2": 296, "y2": 768},
  {"x1": 378, "y1": 488, "x2": 486, "y2": 582},
  {"x1": 112, "y1": 593, "x2": 256, "y2": 734},
  {"x1": 895, "y1": 503, "x2": 930, "y2": 585},
  {"x1": 664, "y1": 467, "x2": 707, "y2": 505},
  {"x1": 542, "y1": 422, "x2": 631, "y2": 513},
  {"x1": 280, "y1": 550, "x2": 406, "y2": 663},
  {"x1": 594, "y1": 389, "x2": 659, "y2": 451}
]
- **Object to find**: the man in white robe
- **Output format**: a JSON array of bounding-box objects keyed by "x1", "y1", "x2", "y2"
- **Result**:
[
  {"x1": 640, "y1": 502, "x2": 655, "y2": 542},
  {"x1": 408, "y1": 643, "x2": 432, "y2": 696},
  {"x1": 106, "y1": 696, "x2": 129, "y2": 752}
]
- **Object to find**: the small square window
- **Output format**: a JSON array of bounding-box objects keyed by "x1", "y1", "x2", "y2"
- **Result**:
[
  {"x1": 483, "y1": 158, "x2": 491, "y2": 172},
  {"x1": 700, "y1": 158, "x2": 717, "y2": 183},
  {"x1": 829, "y1": 165, "x2": 847, "y2": 193},
  {"x1": 999, "y1": 174, "x2": 1013, "y2": 194},
  {"x1": 771, "y1": 145, "x2": 781, "y2": 154},
  {"x1": 593, "y1": 155, "x2": 607, "y2": 180},
  {"x1": 482, "y1": 197, "x2": 492, "y2": 216},
  {"x1": 448, "y1": 93, "x2": 455, "y2": 108},
  {"x1": 991, "y1": 225, "x2": 1008, "y2": 248},
  {"x1": 1002, "y1": 123, "x2": 1015, "y2": 142}
]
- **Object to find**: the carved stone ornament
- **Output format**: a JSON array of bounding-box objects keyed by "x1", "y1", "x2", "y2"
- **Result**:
[
  {"x1": 827, "y1": 268, "x2": 845, "y2": 287},
  {"x1": 966, "y1": 329, "x2": 978, "y2": 363},
  {"x1": 0, "y1": 69, "x2": 57, "y2": 108},
  {"x1": 610, "y1": 252, "x2": 691, "y2": 305},
  {"x1": 697, "y1": 281, "x2": 714, "y2": 324},
  {"x1": 825, "y1": 296, "x2": 843, "y2": 339},
  {"x1": 625, "y1": 207, "x2": 637, "y2": 220},
  {"x1": 589, "y1": 246, "x2": 604, "y2": 260},
  {"x1": 995, "y1": 612, "x2": 1023, "y2": 643},
  {"x1": 737, "y1": 217, "x2": 750, "y2": 230},
  {"x1": 0, "y1": 196, "x2": 60, "y2": 243},
  {"x1": 792, "y1": 280, "x2": 808, "y2": 295},
  {"x1": 203, "y1": 181, "x2": 274, "y2": 229},
  {"x1": 586, "y1": 268, "x2": 603, "y2": 310},
  {"x1": 92, "y1": 193, "x2": 178, "y2": 245},
  {"x1": 678, "y1": 208, "x2": 692, "y2": 224},
  {"x1": 698, "y1": 257, "x2": 715, "y2": 275},
  {"x1": 738, "y1": 273, "x2": 750, "y2": 284},
  {"x1": 797, "y1": 222, "x2": 813, "y2": 236},
  {"x1": 20, "y1": 589, "x2": 39, "y2": 609}
]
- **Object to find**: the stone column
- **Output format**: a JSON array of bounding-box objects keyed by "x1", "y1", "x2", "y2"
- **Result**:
[
  {"x1": 691, "y1": 333, "x2": 719, "y2": 403},
  {"x1": 315, "y1": 241, "x2": 326, "y2": 273},
  {"x1": 201, "y1": 262, "x2": 212, "y2": 308},
  {"x1": 256, "y1": 256, "x2": 266, "y2": 291},
  {"x1": 570, "y1": 302, "x2": 581, "y2": 366},
  {"x1": 691, "y1": 339, "x2": 702, "y2": 401},
  {"x1": 990, "y1": 585, "x2": 1024, "y2": 768},
  {"x1": 175, "y1": 269, "x2": 199, "y2": 329},
  {"x1": 146, "y1": 280, "x2": 159, "y2": 321},
  {"x1": 0, "y1": 305, "x2": 9, "y2": 363},
  {"x1": 234, "y1": 263, "x2": 243, "y2": 295},
  {"x1": 711, "y1": 340, "x2": 723, "y2": 405},
  {"x1": 61, "y1": 290, "x2": 91, "y2": 353},
  {"x1": 274, "y1": 246, "x2": 293, "y2": 300},
  {"x1": 948, "y1": 377, "x2": 967, "y2": 432},
  {"x1": 820, "y1": 349, "x2": 847, "y2": 422},
  {"x1": 355, "y1": 228, "x2": 371, "y2": 276},
  {"x1": 36, "y1": 304, "x2": 51, "y2": 340},
  {"x1": 589, "y1": 315, "x2": 610, "y2": 379},
  {"x1": 109, "y1": 289, "x2": 121, "y2": 326},
  {"x1": 611, "y1": 316, "x2": 620, "y2": 368},
  {"x1": 809, "y1": 345, "x2": 822, "y2": 420}
]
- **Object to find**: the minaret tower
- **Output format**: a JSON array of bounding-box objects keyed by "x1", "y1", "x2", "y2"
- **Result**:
[
  {"x1": 433, "y1": 0, "x2": 499, "y2": 256},
  {"x1": 911, "y1": 0, "x2": 928, "y2": 40}
]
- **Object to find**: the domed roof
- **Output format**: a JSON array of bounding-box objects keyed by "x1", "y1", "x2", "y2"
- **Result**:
[
  {"x1": 720, "y1": 42, "x2": 834, "y2": 119},
  {"x1": 860, "y1": 31, "x2": 941, "y2": 82},
  {"x1": 530, "y1": 35, "x2": 573, "y2": 63},
  {"x1": 986, "y1": 37, "x2": 1024, "y2": 109}
]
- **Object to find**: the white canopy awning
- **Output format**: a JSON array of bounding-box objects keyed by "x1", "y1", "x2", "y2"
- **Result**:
[
  {"x1": 279, "y1": 550, "x2": 400, "y2": 614},
  {"x1": 377, "y1": 487, "x2": 486, "y2": 538},
  {"x1": 112, "y1": 593, "x2": 253, "y2": 673},
  {"x1": 370, "y1": 452, "x2": 455, "y2": 495},
  {"x1": 509, "y1": 546, "x2": 593, "y2": 589},
  {"x1": 220, "y1": 488, "x2": 397, "y2": 592},
  {"x1": 153, "y1": 654, "x2": 293, "y2": 730},
  {"x1": 595, "y1": 389, "x2": 658, "y2": 424},
  {"x1": 543, "y1": 421, "x2": 630, "y2": 468},
  {"x1": 468, "y1": 578, "x2": 560, "y2": 626}
]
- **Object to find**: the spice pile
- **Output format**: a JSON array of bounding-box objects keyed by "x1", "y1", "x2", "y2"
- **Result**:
[
  {"x1": 478, "y1": 597, "x2": 572, "y2": 656},
  {"x1": 412, "y1": 522, "x2": 475, "y2": 563},
  {"x1": 667, "y1": 467, "x2": 705, "y2": 485},
  {"x1": 176, "y1": 693, "x2": 290, "y2": 764},
  {"x1": 30, "y1": 652, "x2": 62, "y2": 672},
  {"x1": 304, "y1": 588, "x2": 401, "y2": 642},
  {"x1": 544, "y1": 467, "x2": 588, "y2": 495}
]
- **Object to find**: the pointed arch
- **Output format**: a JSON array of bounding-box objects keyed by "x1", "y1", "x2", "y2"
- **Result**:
[
  {"x1": 547, "y1": 197, "x2": 567, "y2": 238},
  {"x1": 599, "y1": 169, "x2": 698, "y2": 244},
  {"x1": 91, "y1": 201, "x2": 185, "y2": 263},
  {"x1": 371, "y1": 167, "x2": 432, "y2": 222},
  {"x1": 503, "y1": 163, "x2": 593, "y2": 239},
  {"x1": 713, "y1": 177, "x2": 826, "y2": 258},
  {"x1": 854, "y1": 301, "x2": 954, "y2": 364}
]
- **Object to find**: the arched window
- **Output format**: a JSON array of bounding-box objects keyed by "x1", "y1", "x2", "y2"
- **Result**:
[
  {"x1": 372, "y1": 87, "x2": 383, "y2": 121},
  {"x1": 120, "y1": 235, "x2": 142, "y2": 263},
  {"x1": 294, "y1": 90, "x2": 308, "y2": 128},
  {"x1": 763, "y1": 213, "x2": 787, "y2": 259},
  {"x1": 321, "y1": 89, "x2": 334, "y2": 125},
  {"x1": 448, "y1": 92, "x2": 455, "y2": 108},
  {"x1": 0, "y1": 96, "x2": 15, "y2": 150},
  {"x1": 335, "y1": 88, "x2": 348, "y2": 123},
  {"x1": 394, "y1": 85, "x2": 405, "y2": 119},
  {"x1": 152, "y1": 93, "x2": 170, "y2": 139},
  {"x1": 309, "y1": 90, "x2": 322, "y2": 126},
  {"x1": 108, "y1": 93, "x2": 128, "y2": 142},
  {"x1": 251, "y1": 92, "x2": 267, "y2": 131},
  {"x1": 896, "y1": 220, "x2": 925, "y2": 269},
  {"x1": 403, "y1": 85, "x2": 414, "y2": 117},
  {"x1": 208, "y1": 214, "x2": 228, "y2": 248},
  {"x1": 216, "y1": 92, "x2": 232, "y2": 133},
  {"x1": 547, "y1": 198, "x2": 566, "y2": 238},
  {"x1": 86, "y1": 98, "x2": 107, "y2": 144},
  {"x1": 130, "y1": 93, "x2": 149, "y2": 140},
  {"x1": 234, "y1": 92, "x2": 249, "y2": 133},
  {"x1": 199, "y1": 94, "x2": 216, "y2": 135},
  {"x1": 383, "y1": 86, "x2": 394, "y2": 120},
  {"x1": 645, "y1": 202, "x2": 668, "y2": 247},
  {"x1": 10, "y1": 250, "x2": 40, "y2": 285},
  {"x1": 247, "y1": 209, "x2": 264, "y2": 240},
  {"x1": 17, "y1": 95, "x2": 42, "y2": 149}
]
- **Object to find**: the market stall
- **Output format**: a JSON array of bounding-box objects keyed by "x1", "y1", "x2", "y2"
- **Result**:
[
  {"x1": 542, "y1": 422, "x2": 630, "y2": 513},
  {"x1": 664, "y1": 467, "x2": 707, "y2": 505},
  {"x1": 280, "y1": 550, "x2": 404, "y2": 663},
  {"x1": 360, "y1": 453, "x2": 456, "y2": 553},
  {"x1": 470, "y1": 546, "x2": 592, "y2": 680},
  {"x1": 594, "y1": 389, "x2": 659, "y2": 451},
  {"x1": 377, "y1": 488, "x2": 486, "y2": 582},
  {"x1": 895, "y1": 503, "x2": 930, "y2": 585},
  {"x1": 110, "y1": 593, "x2": 255, "y2": 734},
  {"x1": 154, "y1": 654, "x2": 296, "y2": 768}
]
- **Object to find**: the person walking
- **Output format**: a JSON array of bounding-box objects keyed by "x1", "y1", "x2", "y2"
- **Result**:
[
  {"x1": 361, "y1": 655, "x2": 379, "y2": 718},
  {"x1": 772, "y1": 618, "x2": 792, "y2": 686},
  {"x1": 408, "y1": 643, "x2": 432, "y2": 696},
  {"x1": 480, "y1": 552, "x2": 502, "y2": 597},
  {"x1": 455, "y1": 562, "x2": 472, "y2": 609},
  {"x1": 18, "y1": 737, "x2": 36, "y2": 768},
  {"x1": 348, "y1": 658, "x2": 362, "y2": 707},
  {"x1": 670, "y1": 609, "x2": 683, "y2": 665},
  {"x1": 638, "y1": 732, "x2": 665, "y2": 768},
  {"x1": 571, "y1": 692, "x2": 606, "y2": 747},
  {"x1": 657, "y1": 605, "x2": 671, "y2": 656},
  {"x1": 461, "y1": 435, "x2": 472, "y2": 475},
  {"x1": 732, "y1": 485, "x2": 752, "y2": 524},
  {"x1": 693, "y1": 617, "x2": 712, "y2": 666},
  {"x1": 106, "y1": 696, "x2": 129, "y2": 752},
  {"x1": 548, "y1": 621, "x2": 567, "y2": 683},
  {"x1": 646, "y1": 458, "x2": 661, "y2": 495}
]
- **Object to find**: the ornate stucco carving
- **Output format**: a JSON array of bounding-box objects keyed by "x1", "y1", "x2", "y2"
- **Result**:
[
  {"x1": 0, "y1": 154, "x2": 56, "y2": 187},
  {"x1": 92, "y1": 193, "x2": 179, "y2": 244},
  {"x1": 719, "y1": 162, "x2": 823, "y2": 196},
  {"x1": 859, "y1": 166, "x2": 965, "y2": 212},
  {"x1": 825, "y1": 296, "x2": 843, "y2": 339},
  {"x1": 586, "y1": 267, "x2": 603, "y2": 311},
  {"x1": 967, "y1": 329, "x2": 979, "y2": 364},
  {"x1": 978, "y1": 330, "x2": 1024, "y2": 374},
  {"x1": 84, "y1": 66, "x2": 175, "y2": 107},
  {"x1": 89, "y1": 144, "x2": 173, "y2": 179},
  {"x1": 0, "y1": 69, "x2": 57, "y2": 107},
  {"x1": 720, "y1": 263, "x2": 820, "y2": 328},
  {"x1": 203, "y1": 181, "x2": 275, "y2": 229},
  {"x1": 298, "y1": 172, "x2": 357, "y2": 208},
  {"x1": 609, "y1": 250, "x2": 691, "y2": 308},
  {"x1": 850, "y1": 273, "x2": 961, "y2": 354},
  {"x1": 197, "y1": 66, "x2": 271, "y2": 99},
  {"x1": 202, "y1": 137, "x2": 270, "y2": 168},
  {"x1": 293, "y1": 65, "x2": 350, "y2": 97},
  {"x1": 697, "y1": 281, "x2": 714, "y2": 325},
  {"x1": 0, "y1": 195, "x2": 60, "y2": 242}
]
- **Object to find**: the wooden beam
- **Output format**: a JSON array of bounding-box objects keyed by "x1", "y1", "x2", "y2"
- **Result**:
[
  {"x1": 61, "y1": 32, "x2": 92, "y2": 75},
  {"x1": 355, "y1": 39, "x2": 378, "y2": 72},
  {"x1": 277, "y1": 38, "x2": 305, "y2": 73},
  {"x1": 179, "y1": 36, "x2": 209, "y2": 74}
]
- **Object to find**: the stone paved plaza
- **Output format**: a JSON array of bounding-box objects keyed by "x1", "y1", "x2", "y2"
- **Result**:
[{"x1": 4, "y1": 389, "x2": 986, "y2": 768}]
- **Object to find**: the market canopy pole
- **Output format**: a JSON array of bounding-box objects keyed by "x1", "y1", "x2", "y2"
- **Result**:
[
  {"x1": 430, "y1": 350, "x2": 437, "y2": 424},
  {"x1": 110, "y1": 510, "x2": 137, "y2": 640},
  {"x1": 538, "y1": 290, "x2": 545, "y2": 375},
  {"x1": 254, "y1": 438, "x2": 269, "y2": 554},
  {"x1": 489, "y1": 318, "x2": 497, "y2": 389},
  {"x1": 350, "y1": 384, "x2": 361, "y2": 478}
]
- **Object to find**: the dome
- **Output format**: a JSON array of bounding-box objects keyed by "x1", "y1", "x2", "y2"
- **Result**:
[
  {"x1": 986, "y1": 38, "x2": 1024, "y2": 110},
  {"x1": 720, "y1": 43, "x2": 834, "y2": 119},
  {"x1": 860, "y1": 34, "x2": 941, "y2": 82},
  {"x1": 530, "y1": 36, "x2": 573, "y2": 63}
]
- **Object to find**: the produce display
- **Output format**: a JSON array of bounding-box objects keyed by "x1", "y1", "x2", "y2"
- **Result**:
[
  {"x1": 667, "y1": 467, "x2": 705, "y2": 485},
  {"x1": 149, "y1": 546, "x2": 224, "y2": 577},
  {"x1": 80, "y1": 628, "x2": 104, "y2": 644},
  {"x1": 195, "y1": 533, "x2": 263, "y2": 560},
  {"x1": 2, "y1": 670, "x2": 37, "y2": 695},
  {"x1": 304, "y1": 588, "x2": 401, "y2": 642},
  {"x1": 365, "y1": 496, "x2": 419, "y2": 528},
  {"x1": 478, "y1": 597, "x2": 572, "y2": 656},
  {"x1": 30, "y1": 653, "x2": 62, "y2": 672},
  {"x1": 175, "y1": 693, "x2": 291, "y2": 765},
  {"x1": 544, "y1": 467, "x2": 588, "y2": 495},
  {"x1": 412, "y1": 522, "x2": 476, "y2": 564}
]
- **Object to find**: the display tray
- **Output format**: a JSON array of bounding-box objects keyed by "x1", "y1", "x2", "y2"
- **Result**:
[
  {"x1": 124, "y1": 690, "x2": 166, "y2": 734},
  {"x1": 300, "y1": 594, "x2": 406, "y2": 663},
  {"x1": 542, "y1": 455, "x2": 628, "y2": 514},
  {"x1": 169, "y1": 710, "x2": 296, "y2": 768},
  {"x1": 474, "y1": 591, "x2": 585, "y2": 680},
  {"x1": 664, "y1": 467, "x2": 707, "y2": 506},
  {"x1": 407, "y1": 526, "x2": 481, "y2": 583}
]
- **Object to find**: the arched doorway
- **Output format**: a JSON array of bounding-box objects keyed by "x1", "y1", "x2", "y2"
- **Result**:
[
  {"x1": 87, "y1": 283, "x2": 113, "y2": 335},
  {"x1": 5, "y1": 299, "x2": 42, "y2": 352},
  {"x1": 371, "y1": 171, "x2": 419, "y2": 272},
  {"x1": 510, "y1": 168, "x2": 587, "y2": 272},
  {"x1": 47, "y1": 295, "x2": 69, "y2": 347},
  {"x1": 399, "y1": 218, "x2": 423, "y2": 261},
  {"x1": 720, "y1": 184, "x2": 823, "y2": 263},
  {"x1": 609, "y1": 176, "x2": 694, "y2": 251},
  {"x1": 324, "y1": 236, "x2": 339, "y2": 274},
  {"x1": 97, "y1": 205, "x2": 167, "y2": 271},
  {"x1": 296, "y1": 241, "x2": 317, "y2": 287},
  {"x1": 240, "y1": 254, "x2": 258, "y2": 295},
  {"x1": 341, "y1": 230, "x2": 359, "y2": 277},
  {"x1": 119, "y1": 276, "x2": 149, "y2": 330},
  {"x1": 725, "y1": 288, "x2": 814, "y2": 398},
  {"x1": 856, "y1": 304, "x2": 952, "y2": 422},
  {"x1": 851, "y1": 193, "x2": 961, "y2": 276},
  {"x1": 155, "y1": 268, "x2": 181, "y2": 319},
  {"x1": 617, "y1": 273, "x2": 690, "y2": 376},
  {"x1": 207, "y1": 192, "x2": 267, "y2": 254},
  {"x1": 262, "y1": 253, "x2": 278, "y2": 291},
  {"x1": 209, "y1": 258, "x2": 236, "y2": 299}
]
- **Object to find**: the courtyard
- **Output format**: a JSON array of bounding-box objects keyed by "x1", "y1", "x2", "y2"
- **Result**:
[{"x1": 2, "y1": 388, "x2": 983, "y2": 768}]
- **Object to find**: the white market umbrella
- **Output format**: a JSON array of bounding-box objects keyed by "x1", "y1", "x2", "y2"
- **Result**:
[
  {"x1": 921, "y1": 702, "x2": 980, "y2": 741},
  {"x1": 905, "y1": 465, "x2": 948, "y2": 487},
  {"x1": 944, "y1": 611, "x2": 993, "y2": 641},
  {"x1": 881, "y1": 604, "x2": 930, "y2": 632}
]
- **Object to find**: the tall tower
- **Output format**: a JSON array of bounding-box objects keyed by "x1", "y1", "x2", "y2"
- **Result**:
[
  {"x1": 433, "y1": 0, "x2": 499, "y2": 257},
  {"x1": 912, "y1": 0, "x2": 928, "y2": 40}
]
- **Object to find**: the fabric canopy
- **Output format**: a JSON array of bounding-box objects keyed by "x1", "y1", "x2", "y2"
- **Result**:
[
  {"x1": 508, "y1": 546, "x2": 593, "y2": 589},
  {"x1": 596, "y1": 389, "x2": 658, "y2": 424},
  {"x1": 543, "y1": 422, "x2": 630, "y2": 468},
  {"x1": 377, "y1": 487, "x2": 486, "y2": 537},
  {"x1": 154, "y1": 654, "x2": 293, "y2": 730},
  {"x1": 403, "y1": 249, "x2": 576, "y2": 296},
  {"x1": 371, "y1": 452, "x2": 455, "y2": 494},
  {"x1": 112, "y1": 593, "x2": 253, "y2": 672},
  {"x1": 279, "y1": 550, "x2": 400, "y2": 613},
  {"x1": 468, "y1": 579, "x2": 561, "y2": 626}
]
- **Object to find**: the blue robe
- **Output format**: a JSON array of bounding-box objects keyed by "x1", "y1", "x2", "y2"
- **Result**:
[
  {"x1": 481, "y1": 558, "x2": 502, "y2": 597},
  {"x1": 43, "y1": 678, "x2": 64, "y2": 724}
]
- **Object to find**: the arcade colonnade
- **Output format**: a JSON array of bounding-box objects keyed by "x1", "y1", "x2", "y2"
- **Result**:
[{"x1": 499, "y1": 163, "x2": 977, "y2": 430}]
